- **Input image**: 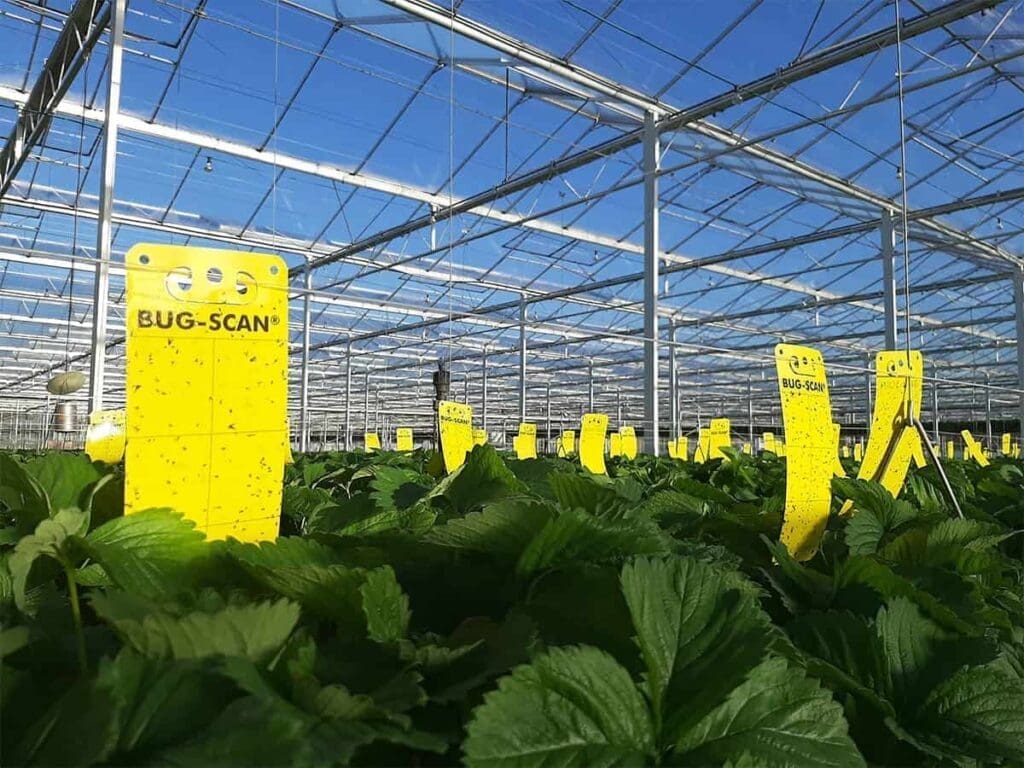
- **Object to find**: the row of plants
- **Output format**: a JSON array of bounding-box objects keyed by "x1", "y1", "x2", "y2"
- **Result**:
[{"x1": 1, "y1": 446, "x2": 1022, "y2": 766}]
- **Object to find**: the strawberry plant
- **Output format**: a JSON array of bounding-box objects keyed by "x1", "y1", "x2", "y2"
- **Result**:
[{"x1": 1, "y1": 446, "x2": 1021, "y2": 766}]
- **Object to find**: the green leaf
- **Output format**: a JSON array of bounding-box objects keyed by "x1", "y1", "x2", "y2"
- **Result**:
[
  {"x1": 675, "y1": 658, "x2": 865, "y2": 767},
  {"x1": 516, "y1": 509, "x2": 670, "y2": 575},
  {"x1": 430, "y1": 445, "x2": 525, "y2": 514},
  {"x1": 96, "y1": 648, "x2": 238, "y2": 758},
  {"x1": 913, "y1": 666, "x2": 1024, "y2": 764},
  {"x1": 786, "y1": 610, "x2": 893, "y2": 715},
  {"x1": 369, "y1": 465, "x2": 429, "y2": 511},
  {"x1": 464, "y1": 644, "x2": 654, "y2": 767},
  {"x1": 9, "y1": 507, "x2": 88, "y2": 611},
  {"x1": 24, "y1": 453, "x2": 103, "y2": 514},
  {"x1": 91, "y1": 591, "x2": 300, "y2": 663},
  {"x1": 360, "y1": 565, "x2": 410, "y2": 643},
  {"x1": 0, "y1": 453, "x2": 47, "y2": 531},
  {"x1": 425, "y1": 499, "x2": 553, "y2": 555},
  {"x1": 620, "y1": 556, "x2": 771, "y2": 742},
  {"x1": 835, "y1": 478, "x2": 918, "y2": 555},
  {"x1": 80, "y1": 509, "x2": 208, "y2": 600},
  {"x1": 280, "y1": 485, "x2": 338, "y2": 524},
  {"x1": 548, "y1": 472, "x2": 629, "y2": 516},
  {"x1": 876, "y1": 597, "x2": 996, "y2": 706},
  {"x1": 10, "y1": 675, "x2": 119, "y2": 767},
  {"x1": 154, "y1": 695, "x2": 311, "y2": 767}
]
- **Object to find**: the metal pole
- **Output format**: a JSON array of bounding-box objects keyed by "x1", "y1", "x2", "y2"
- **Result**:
[
  {"x1": 669, "y1": 322, "x2": 678, "y2": 441},
  {"x1": 344, "y1": 341, "x2": 352, "y2": 450},
  {"x1": 880, "y1": 208, "x2": 898, "y2": 351},
  {"x1": 865, "y1": 353, "x2": 874, "y2": 433},
  {"x1": 984, "y1": 372, "x2": 992, "y2": 448},
  {"x1": 1014, "y1": 268, "x2": 1024, "y2": 440},
  {"x1": 519, "y1": 299, "x2": 527, "y2": 423},
  {"x1": 643, "y1": 111, "x2": 660, "y2": 455},
  {"x1": 748, "y1": 380, "x2": 754, "y2": 443},
  {"x1": 87, "y1": 0, "x2": 125, "y2": 414},
  {"x1": 481, "y1": 348, "x2": 489, "y2": 432},
  {"x1": 932, "y1": 383, "x2": 939, "y2": 443},
  {"x1": 364, "y1": 372, "x2": 370, "y2": 434},
  {"x1": 617, "y1": 388, "x2": 623, "y2": 425},
  {"x1": 587, "y1": 359, "x2": 595, "y2": 412},
  {"x1": 299, "y1": 264, "x2": 312, "y2": 452},
  {"x1": 546, "y1": 383, "x2": 551, "y2": 453}
]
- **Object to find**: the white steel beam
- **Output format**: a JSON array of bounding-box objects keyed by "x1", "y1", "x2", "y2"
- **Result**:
[
  {"x1": 88, "y1": 0, "x2": 124, "y2": 413},
  {"x1": 880, "y1": 209, "x2": 899, "y2": 351},
  {"x1": 642, "y1": 112, "x2": 659, "y2": 455}
]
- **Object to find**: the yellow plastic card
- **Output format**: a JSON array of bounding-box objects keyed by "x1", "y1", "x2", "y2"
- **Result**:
[
  {"x1": 396, "y1": 428, "x2": 413, "y2": 452},
  {"x1": 125, "y1": 244, "x2": 288, "y2": 542},
  {"x1": 563, "y1": 430, "x2": 576, "y2": 454},
  {"x1": 776, "y1": 440, "x2": 786, "y2": 456},
  {"x1": 438, "y1": 401, "x2": 473, "y2": 473},
  {"x1": 709, "y1": 418, "x2": 731, "y2": 459},
  {"x1": 472, "y1": 428, "x2": 488, "y2": 446},
  {"x1": 742, "y1": 442, "x2": 752, "y2": 455},
  {"x1": 854, "y1": 351, "x2": 923, "y2": 502},
  {"x1": 516, "y1": 423, "x2": 537, "y2": 459},
  {"x1": 945, "y1": 439, "x2": 955, "y2": 459},
  {"x1": 775, "y1": 344, "x2": 834, "y2": 561},
  {"x1": 620, "y1": 426, "x2": 638, "y2": 459},
  {"x1": 1002, "y1": 433, "x2": 1011, "y2": 454},
  {"x1": 85, "y1": 409, "x2": 126, "y2": 464},
  {"x1": 579, "y1": 413, "x2": 608, "y2": 474},
  {"x1": 695, "y1": 429, "x2": 708, "y2": 463},
  {"x1": 854, "y1": 441, "x2": 863, "y2": 461},
  {"x1": 961, "y1": 430, "x2": 989, "y2": 466},
  {"x1": 677, "y1": 436, "x2": 689, "y2": 460},
  {"x1": 763, "y1": 432, "x2": 776, "y2": 454},
  {"x1": 841, "y1": 445, "x2": 850, "y2": 459},
  {"x1": 667, "y1": 439, "x2": 678, "y2": 459},
  {"x1": 831, "y1": 423, "x2": 845, "y2": 477},
  {"x1": 364, "y1": 432, "x2": 381, "y2": 452},
  {"x1": 609, "y1": 432, "x2": 622, "y2": 457}
]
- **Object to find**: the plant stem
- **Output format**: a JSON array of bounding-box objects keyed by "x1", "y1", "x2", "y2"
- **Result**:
[{"x1": 65, "y1": 565, "x2": 87, "y2": 674}]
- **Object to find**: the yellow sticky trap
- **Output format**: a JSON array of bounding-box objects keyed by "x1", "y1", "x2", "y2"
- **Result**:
[
  {"x1": 1014, "y1": 442, "x2": 1020, "y2": 459},
  {"x1": 85, "y1": 409, "x2": 126, "y2": 464},
  {"x1": 911, "y1": 439, "x2": 927, "y2": 469},
  {"x1": 832, "y1": 423, "x2": 846, "y2": 477},
  {"x1": 609, "y1": 432, "x2": 622, "y2": 457},
  {"x1": 620, "y1": 426, "x2": 638, "y2": 459},
  {"x1": 694, "y1": 429, "x2": 708, "y2": 463},
  {"x1": 472, "y1": 428, "x2": 488, "y2": 446},
  {"x1": 556, "y1": 430, "x2": 576, "y2": 457},
  {"x1": 853, "y1": 351, "x2": 923, "y2": 503},
  {"x1": 677, "y1": 436, "x2": 689, "y2": 460},
  {"x1": 125, "y1": 244, "x2": 288, "y2": 542},
  {"x1": 1001, "y1": 433, "x2": 1011, "y2": 455},
  {"x1": 945, "y1": 439, "x2": 955, "y2": 459},
  {"x1": 516, "y1": 423, "x2": 537, "y2": 459},
  {"x1": 364, "y1": 432, "x2": 381, "y2": 452},
  {"x1": 776, "y1": 440, "x2": 786, "y2": 457},
  {"x1": 763, "y1": 432, "x2": 776, "y2": 454},
  {"x1": 854, "y1": 441, "x2": 863, "y2": 461},
  {"x1": 775, "y1": 344, "x2": 834, "y2": 561},
  {"x1": 841, "y1": 445, "x2": 850, "y2": 459},
  {"x1": 396, "y1": 428, "x2": 413, "y2": 452},
  {"x1": 667, "y1": 439, "x2": 678, "y2": 459},
  {"x1": 438, "y1": 401, "x2": 473, "y2": 473},
  {"x1": 742, "y1": 442, "x2": 752, "y2": 455},
  {"x1": 579, "y1": 413, "x2": 608, "y2": 474},
  {"x1": 708, "y1": 418, "x2": 731, "y2": 459},
  {"x1": 961, "y1": 430, "x2": 990, "y2": 466}
]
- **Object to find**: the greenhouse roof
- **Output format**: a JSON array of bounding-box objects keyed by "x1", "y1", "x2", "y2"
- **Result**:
[{"x1": 0, "y1": 0, "x2": 1021, "y2": 433}]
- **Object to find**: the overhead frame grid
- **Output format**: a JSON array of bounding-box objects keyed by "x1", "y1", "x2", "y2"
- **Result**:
[{"x1": 0, "y1": 0, "x2": 1021, "y2": 452}]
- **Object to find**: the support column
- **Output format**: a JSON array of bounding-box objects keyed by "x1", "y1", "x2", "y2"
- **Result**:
[
  {"x1": 587, "y1": 359, "x2": 595, "y2": 412},
  {"x1": 298, "y1": 264, "x2": 312, "y2": 452},
  {"x1": 617, "y1": 388, "x2": 623, "y2": 426},
  {"x1": 932, "y1": 383, "x2": 939, "y2": 443},
  {"x1": 88, "y1": 0, "x2": 126, "y2": 414},
  {"x1": 1015, "y1": 268, "x2": 1024, "y2": 440},
  {"x1": 985, "y1": 372, "x2": 993, "y2": 447},
  {"x1": 669, "y1": 321, "x2": 678, "y2": 441},
  {"x1": 642, "y1": 111, "x2": 661, "y2": 455},
  {"x1": 880, "y1": 209, "x2": 898, "y2": 351},
  {"x1": 363, "y1": 372, "x2": 370, "y2": 435},
  {"x1": 865, "y1": 353, "x2": 874, "y2": 432},
  {"x1": 344, "y1": 342, "x2": 352, "y2": 450},
  {"x1": 519, "y1": 299, "x2": 527, "y2": 423},
  {"x1": 546, "y1": 383, "x2": 551, "y2": 453},
  {"x1": 481, "y1": 349, "x2": 489, "y2": 432},
  {"x1": 747, "y1": 380, "x2": 754, "y2": 443}
]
